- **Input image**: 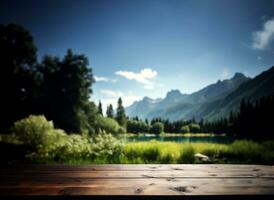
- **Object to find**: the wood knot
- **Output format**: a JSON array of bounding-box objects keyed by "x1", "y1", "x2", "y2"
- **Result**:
[
  {"x1": 166, "y1": 177, "x2": 175, "y2": 182},
  {"x1": 173, "y1": 186, "x2": 189, "y2": 193},
  {"x1": 134, "y1": 187, "x2": 143, "y2": 194}
]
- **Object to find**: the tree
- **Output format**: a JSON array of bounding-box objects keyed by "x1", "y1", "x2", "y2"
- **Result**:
[
  {"x1": 37, "y1": 49, "x2": 95, "y2": 133},
  {"x1": 180, "y1": 125, "x2": 190, "y2": 133},
  {"x1": 115, "y1": 97, "x2": 127, "y2": 128},
  {"x1": 94, "y1": 115, "x2": 122, "y2": 134},
  {"x1": 0, "y1": 24, "x2": 38, "y2": 132},
  {"x1": 127, "y1": 119, "x2": 150, "y2": 133},
  {"x1": 150, "y1": 122, "x2": 164, "y2": 134},
  {"x1": 189, "y1": 123, "x2": 200, "y2": 133},
  {"x1": 98, "y1": 101, "x2": 103, "y2": 115},
  {"x1": 145, "y1": 118, "x2": 149, "y2": 125},
  {"x1": 106, "y1": 104, "x2": 114, "y2": 118}
]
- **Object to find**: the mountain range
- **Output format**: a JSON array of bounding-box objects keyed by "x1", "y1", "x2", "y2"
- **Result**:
[{"x1": 126, "y1": 66, "x2": 274, "y2": 121}]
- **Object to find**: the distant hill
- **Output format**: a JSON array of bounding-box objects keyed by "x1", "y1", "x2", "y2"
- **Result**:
[
  {"x1": 126, "y1": 66, "x2": 274, "y2": 121},
  {"x1": 205, "y1": 66, "x2": 274, "y2": 120}
]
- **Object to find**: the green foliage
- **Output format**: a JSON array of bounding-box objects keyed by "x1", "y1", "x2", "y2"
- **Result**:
[
  {"x1": 127, "y1": 119, "x2": 150, "y2": 133},
  {"x1": 90, "y1": 133, "x2": 124, "y2": 162},
  {"x1": 150, "y1": 122, "x2": 164, "y2": 134},
  {"x1": 178, "y1": 145, "x2": 195, "y2": 164},
  {"x1": 27, "y1": 131, "x2": 92, "y2": 163},
  {"x1": 106, "y1": 104, "x2": 115, "y2": 118},
  {"x1": 122, "y1": 141, "x2": 178, "y2": 164},
  {"x1": 97, "y1": 101, "x2": 103, "y2": 115},
  {"x1": 0, "y1": 24, "x2": 38, "y2": 132},
  {"x1": 0, "y1": 24, "x2": 97, "y2": 135},
  {"x1": 28, "y1": 132, "x2": 124, "y2": 164},
  {"x1": 7, "y1": 115, "x2": 125, "y2": 164},
  {"x1": 4, "y1": 118, "x2": 274, "y2": 165},
  {"x1": 79, "y1": 101, "x2": 98, "y2": 134},
  {"x1": 180, "y1": 125, "x2": 190, "y2": 133},
  {"x1": 142, "y1": 147, "x2": 160, "y2": 162},
  {"x1": 12, "y1": 115, "x2": 54, "y2": 149},
  {"x1": 122, "y1": 140, "x2": 274, "y2": 164},
  {"x1": 188, "y1": 123, "x2": 200, "y2": 133},
  {"x1": 116, "y1": 97, "x2": 127, "y2": 128},
  {"x1": 117, "y1": 127, "x2": 127, "y2": 134},
  {"x1": 158, "y1": 153, "x2": 175, "y2": 164},
  {"x1": 224, "y1": 140, "x2": 263, "y2": 163},
  {"x1": 94, "y1": 115, "x2": 123, "y2": 134},
  {"x1": 38, "y1": 49, "x2": 95, "y2": 133}
]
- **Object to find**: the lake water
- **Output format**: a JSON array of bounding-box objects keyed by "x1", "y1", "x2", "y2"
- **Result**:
[{"x1": 125, "y1": 134, "x2": 234, "y2": 144}]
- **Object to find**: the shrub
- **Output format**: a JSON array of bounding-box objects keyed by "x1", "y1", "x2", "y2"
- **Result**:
[
  {"x1": 188, "y1": 123, "x2": 200, "y2": 133},
  {"x1": 90, "y1": 133, "x2": 124, "y2": 162},
  {"x1": 10, "y1": 115, "x2": 125, "y2": 163},
  {"x1": 150, "y1": 122, "x2": 164, "y2": 134},
  {"x1": 180, "y1": 125, "x2": 190, "y2": 133},
  {"x1": 27, "y1": 131, "x2": 92, "y2": 163},
  {"x1": 12, "y1": 115, "x2": 54, "y2": 149},
  {"x1": 95, "y1": 115, "x2": 122, "y2": 134},
  {"x1": 178, "y1": 145, "x2": 195, "y2": 163},
  {"x1": 117, "y1": 127, "x2": 126, "y2": 134}
]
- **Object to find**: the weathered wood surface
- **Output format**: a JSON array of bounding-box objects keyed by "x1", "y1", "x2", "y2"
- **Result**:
[{"x1": 0, "y1": 164, "x2": 274, "y2": 196}]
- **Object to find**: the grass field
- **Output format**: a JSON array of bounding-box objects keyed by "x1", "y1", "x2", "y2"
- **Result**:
[{"x1": 93, "y1": 140, "x2": 274, "y2": 164}]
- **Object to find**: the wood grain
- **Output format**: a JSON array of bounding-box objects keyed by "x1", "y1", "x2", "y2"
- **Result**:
[{"x1": 0, "y1": 164, "x2": 274, "y2": 196}]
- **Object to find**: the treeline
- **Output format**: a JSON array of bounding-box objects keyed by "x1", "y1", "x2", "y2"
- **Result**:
[
  {"x1": 123, "y1": 95, "x2": 274, "y2": 139},
  {"x1": 125, "y1": 116, "x2": 200, "y2": 134},
  {"x1": 0, "y1": 23, "x2": 126, "y2": 135},
  {"x1": 200, "y1": 96, "x2": 274, "y2": 139}
]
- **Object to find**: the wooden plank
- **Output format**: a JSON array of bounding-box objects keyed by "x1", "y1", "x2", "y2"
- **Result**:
[
  {"x1": 2, "y1": 165, "x2": 274, "y2": 178},
  {"x1": 0, "y1": 164, "x2": 274, "y2": 196},
  {"x1": 0, "y1": 178, "x2": 274, "y2": 195},
  {"x1": 1, "y1": 170, "x2": 274, "y2": 179}
]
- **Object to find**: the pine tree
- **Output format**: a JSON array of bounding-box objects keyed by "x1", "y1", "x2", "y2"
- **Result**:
[
  {"x1": 106, "y1": 104, "x2": 114, "y2": 118},
  {"x1": 145, "y1": 118, "x2": 149, "y2": 125},
  {"x1": 116, "y1": 97, "x2": 127, "y2": 127},
  {"x1": 98, "y1": 101, "x2": 103, "y2": 115}
]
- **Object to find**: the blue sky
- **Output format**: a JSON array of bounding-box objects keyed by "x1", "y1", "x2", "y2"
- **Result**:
[{"x1": 1, "y1": 0, "x2": 274, "y2": 112}]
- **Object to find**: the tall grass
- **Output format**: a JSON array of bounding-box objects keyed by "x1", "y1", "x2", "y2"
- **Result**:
[
  {"x1": 121, "y1": 140, "x2": 274, "y2": 164},
  {"x1": 178, "y1": 145, "x2": 195, "y2": 164}
]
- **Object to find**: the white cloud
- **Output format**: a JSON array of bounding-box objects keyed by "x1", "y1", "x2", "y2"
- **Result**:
[
  {"x1": 115, "y1": 68, "x2": 157, "y2": 89},
  {"x1": 94, "y1": 76, "x2": 108, "y2": 82},
  {"x1": 252, "y1": 18, "x2": 274, "y2": 50},
  {"x1": 220, "y1": 68, "x2": 231, "y2": 80},
  {"x1": 94, "y1": 75, "x2": 117, "y2": 83}
]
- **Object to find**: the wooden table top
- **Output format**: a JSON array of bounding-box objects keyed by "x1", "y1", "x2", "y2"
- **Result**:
[{"x1": 0, "y1": 164, "x2": 274, "y2": 198}]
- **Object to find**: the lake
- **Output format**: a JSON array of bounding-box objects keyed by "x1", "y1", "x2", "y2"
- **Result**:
[{"x1": 124, "y1": 134, "x2": 234, "y2": 144}]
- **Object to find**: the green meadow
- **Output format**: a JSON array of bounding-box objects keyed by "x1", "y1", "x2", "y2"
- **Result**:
[{"x1": 120, "y1": 140, "x2": 274, "y2": 164}]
